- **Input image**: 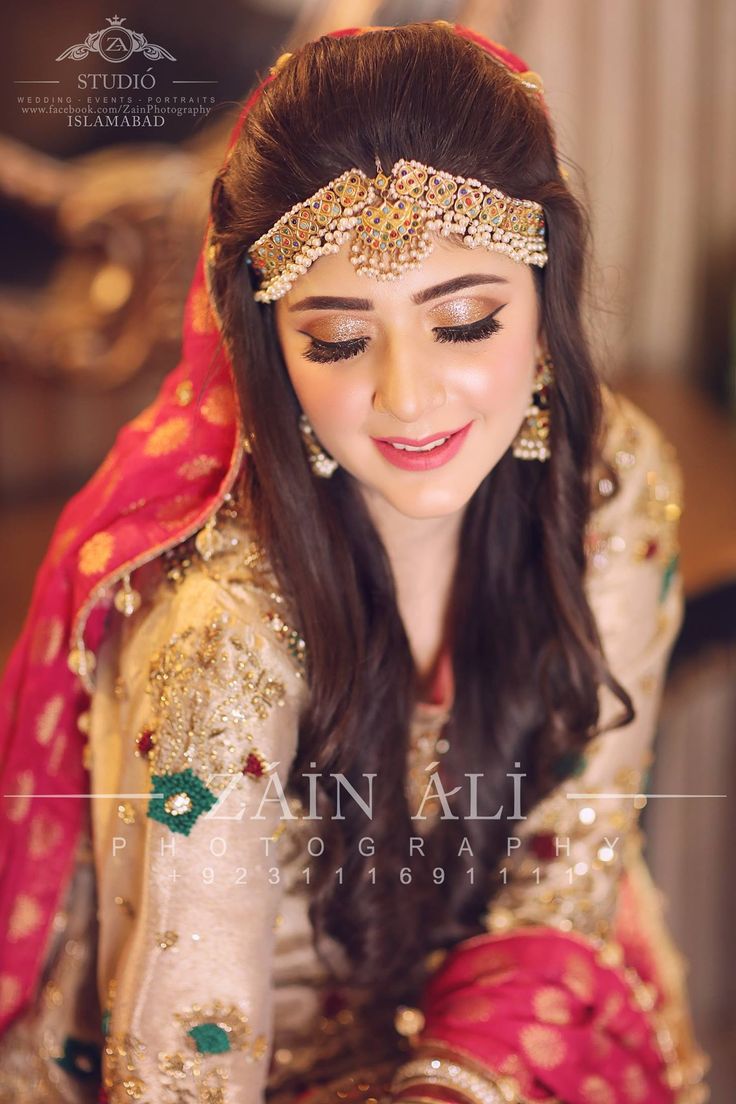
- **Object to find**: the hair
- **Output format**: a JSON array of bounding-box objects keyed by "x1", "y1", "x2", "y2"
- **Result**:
[{"x1": 209, "y1": 23, "x2": 633, "y2": 1017}]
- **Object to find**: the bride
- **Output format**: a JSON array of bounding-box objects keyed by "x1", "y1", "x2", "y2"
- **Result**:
[{"x1": 0, "y1": 21, "x2": 709, "y2": 1104}]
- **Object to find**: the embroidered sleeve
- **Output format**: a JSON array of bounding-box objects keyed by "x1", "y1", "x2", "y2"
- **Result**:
[
  {"x1": 387, "y1": 398, "x2": 707, "y2": 1103},
  {"x1": 101, "y1": 569, "x2": 306, "y2": 1104}
]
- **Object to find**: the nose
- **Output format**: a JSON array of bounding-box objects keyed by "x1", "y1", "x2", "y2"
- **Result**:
[{"x1": 372, "y1": 341, "x2": 446, "y2": 422}]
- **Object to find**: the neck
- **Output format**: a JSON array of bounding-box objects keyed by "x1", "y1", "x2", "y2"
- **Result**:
[{"x1": 360, "y1": 488, "x2": 465, "y2": 687}]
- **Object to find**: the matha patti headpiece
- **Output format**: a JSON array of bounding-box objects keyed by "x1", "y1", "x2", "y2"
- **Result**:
[{"x1": 247, "y1": 157, "x2": 547, "y2": 303}]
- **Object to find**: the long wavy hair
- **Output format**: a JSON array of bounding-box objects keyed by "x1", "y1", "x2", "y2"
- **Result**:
[{"x1": 209, "y1": 23, "x2": 633, "y2": 1014}]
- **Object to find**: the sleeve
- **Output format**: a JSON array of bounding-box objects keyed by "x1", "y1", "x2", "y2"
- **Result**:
[
  {"x1": 387, "y1": 397, "x2": 707, "y2": 1104},
  {"x1": 99, "y1": 569, "x2": 306, "y2": 1104}
]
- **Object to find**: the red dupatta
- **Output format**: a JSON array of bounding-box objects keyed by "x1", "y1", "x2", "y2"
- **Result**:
[
  {"x1": 0, "y1": 20, "x2": 546, "y2": 1040},
  {"x1": 398, "y1": 926, "x2": 680, "y2": 1103}
]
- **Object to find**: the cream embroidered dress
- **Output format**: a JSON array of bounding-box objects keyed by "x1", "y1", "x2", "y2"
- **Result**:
[{"x1": 0, "y1": 391, "x2": 709, "y2": 1102}]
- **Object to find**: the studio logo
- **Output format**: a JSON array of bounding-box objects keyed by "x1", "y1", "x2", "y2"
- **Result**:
[{"x1": 56, "y1": 15, "x2": 176, "y2": 64}]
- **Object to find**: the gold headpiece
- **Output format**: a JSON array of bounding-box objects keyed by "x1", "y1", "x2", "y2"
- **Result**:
[{"x1": 247, "y1": 158, "x2": 547, "y2": 303}]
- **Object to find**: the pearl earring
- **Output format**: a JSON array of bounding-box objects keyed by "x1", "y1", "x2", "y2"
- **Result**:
[
  {"x1": 511, "y1": 354, "x2": 554, "y2": 461},
  {"x1": 298, "y1": 413, "x2": 338, "y2": 478}
]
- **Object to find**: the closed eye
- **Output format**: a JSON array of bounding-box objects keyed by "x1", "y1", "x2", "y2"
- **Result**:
[{"x1": 300, "y1": 307, "x2": 505, "y2": 363}]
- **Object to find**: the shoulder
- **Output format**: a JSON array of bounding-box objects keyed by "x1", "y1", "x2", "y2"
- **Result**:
[
  {"x1": 124, "y1": 501, "x2": 306, "y2": 688},
  {"x1": 113, "y1": 504, "x2": 308, "y2": 814},
  {"x1": 104, "y1": 502, "x2": 310, "y2": 836},
  {"x1": 586, "y1": 384, "x2": 683, "y2": 589},
  {"x1": 584, "y1": 387, "x2": 685, "y2": 706}
]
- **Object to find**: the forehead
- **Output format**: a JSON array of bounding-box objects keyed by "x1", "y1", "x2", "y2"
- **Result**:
[{"x1": 278, "y1": 231, "x2": 535, "y2": 311}]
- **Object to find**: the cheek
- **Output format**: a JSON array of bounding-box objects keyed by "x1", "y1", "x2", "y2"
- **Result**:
[
  {"x1": 449, "y1": 336, "x2": 535, "y2": 416},
  {"x1": 287, "y1": 360, "x2": 369, "y2": 434}
]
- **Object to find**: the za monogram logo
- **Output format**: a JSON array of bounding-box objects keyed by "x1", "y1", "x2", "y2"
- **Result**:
[{"x1": 56, "y1": 15, "x2": 176, "y2": 64}]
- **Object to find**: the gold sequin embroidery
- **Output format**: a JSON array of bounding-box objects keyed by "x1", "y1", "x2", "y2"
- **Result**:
[
  {"x1": 103, "y1": 1031, "x2": 147, "y2": 1101},
  {"x1": 156, "y1": 930, "x2": 179, "y2": 950},
  {"x1": 146, "y1": 609, "x2": 286, "y2": 795}
]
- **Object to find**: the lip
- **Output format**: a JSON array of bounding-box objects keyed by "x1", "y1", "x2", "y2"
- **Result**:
[
  {"x1": 374, "y1": 428, "x2": 458, "y2": 447},
  {"x1": 371, "y1": 421, "x2": 473, "y2": 471}
]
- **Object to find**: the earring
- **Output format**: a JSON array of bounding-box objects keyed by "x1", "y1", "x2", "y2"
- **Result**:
[
  {"x1": 512, "y1": 353, "x2": 554, "y2": 461},
  {"x1": 299, "y1": 413, "x2": 338, "y2": 478}
]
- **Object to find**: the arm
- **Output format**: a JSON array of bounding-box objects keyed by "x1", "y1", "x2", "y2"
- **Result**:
[
  {"x1": 389, "y1": 396, "x2": 706, "y2": 1104},
  {"x1": 99, "y1": 563, "x2": 307, "y2": 1104}
]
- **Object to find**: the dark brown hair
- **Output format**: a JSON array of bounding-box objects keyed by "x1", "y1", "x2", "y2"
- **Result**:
[{"x1": 209, "y1": 23, "x2": 632, "y2": 1014}]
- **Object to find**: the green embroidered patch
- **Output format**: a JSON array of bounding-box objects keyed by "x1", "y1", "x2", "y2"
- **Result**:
[
  {"x1": 53, "y1": 1036, "x2": 101, "y2": 1080},
  {"x1": 187, "y1": 1021, "x2": 231, "y2": 1054},
  {"x1": 552, "y1": 750, "x2": 587, "y2": 782},
  {"x1": 147, "y1": 768, "x2": 217, "y2": 836}
]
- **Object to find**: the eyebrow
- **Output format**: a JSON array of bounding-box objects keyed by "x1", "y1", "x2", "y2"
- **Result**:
[{"x1": 287, "y1": 273, "x2": 509, "y2": 312}]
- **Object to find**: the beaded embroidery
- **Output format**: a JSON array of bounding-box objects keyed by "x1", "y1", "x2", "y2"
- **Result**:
[
  {"x1": 262, "y1": 609, "x2": 307, "y2": 672},
  {"x1": 148, "y1": 768, "x2": 217, "y2": 837},
  {"x1": 584, "y1": 399, "x2": 683, "y2": 608},
  {"x1": 103, "y1": 1031, "x2": 147, "y2": 1101},
  {"x1": 483, "y1": 778, "x2": 638, "y2": 942},
  {"x1": 53, "y1": 1035, "x2": 101, "y2": 1081},
  {"x1": 144, "y1": 608, "x2": 285, "y2": 833},
  {"x1": 102, "y1": 1006, "x2": 262, "y2": 1102},
  {"x1": 175, "y1": 1000, "x2": 251, "y2": 1057},
  {"x1": 162, "y1": 486, "x2": 309, "y2": 679},
  {"x1": 405, "y1": 708, "x2": 452, "y2": 828}
]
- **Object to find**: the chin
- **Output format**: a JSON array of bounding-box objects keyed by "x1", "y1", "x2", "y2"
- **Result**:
[{"x1": 381, "y1": 484, "x2": 475, "y2": 521}]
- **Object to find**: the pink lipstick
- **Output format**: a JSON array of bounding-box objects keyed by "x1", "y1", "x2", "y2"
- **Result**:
[{"x1": 371, "y1": 421, "x2": 472, "y2": 471}]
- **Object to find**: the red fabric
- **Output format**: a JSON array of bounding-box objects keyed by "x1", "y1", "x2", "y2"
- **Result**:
[
  {"x1": 412, "y1": 926, "x2": 675, "y2": 1103},
  {"x1": 0, "y1": 23, "x2": 550, "y2": 1034},
  {"x1": 417, "y1": 648, "x2": 454, "y2": 709}
]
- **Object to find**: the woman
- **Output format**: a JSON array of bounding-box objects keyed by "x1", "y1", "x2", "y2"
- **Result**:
[{"x1": 0, "y1": 21, "x2": 710, "y2": 1104}]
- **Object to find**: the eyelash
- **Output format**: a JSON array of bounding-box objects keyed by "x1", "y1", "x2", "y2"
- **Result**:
[{"x1": 301, "y1": 310, "x2": 505, "y2": 363}]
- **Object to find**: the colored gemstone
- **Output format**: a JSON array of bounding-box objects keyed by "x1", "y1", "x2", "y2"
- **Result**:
[
  {"x1": 242, "y1": 752, "x2": 266, "y2": 779},
  {"x1": 135, "y1": 728, "x2": 156, "y2": 758}
]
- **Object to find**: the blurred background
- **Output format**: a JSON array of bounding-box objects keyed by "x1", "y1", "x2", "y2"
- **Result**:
[{"x1": 1, "y1": 1, "x2": 734, "y2": 1098}]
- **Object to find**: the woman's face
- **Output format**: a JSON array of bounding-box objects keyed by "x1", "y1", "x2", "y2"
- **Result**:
[{"x1": 274, "y1": 233, "x2": 543, "y2": 522}]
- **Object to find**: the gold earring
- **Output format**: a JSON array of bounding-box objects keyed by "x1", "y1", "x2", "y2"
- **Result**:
[
  {"x1": 512, "y1": 353, "x2": 554, "y2": 461},
  {"x1": 299, "y1": 413, "x2": 338, "y2": 478}
]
